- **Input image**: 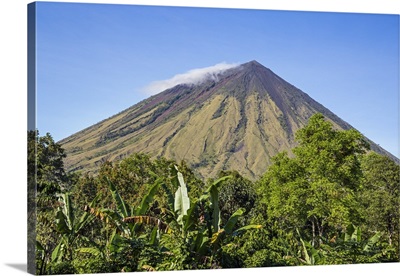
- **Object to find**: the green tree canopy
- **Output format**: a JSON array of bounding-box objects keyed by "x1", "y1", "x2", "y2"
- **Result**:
[
  {"x1": 359, "y1": 152, "x2": 400, "y2": 249},
  {"x1": 259, "y1": 114, "x2": 370, "y2": 245},
  {"x1": 28, "y1": 130, "x2": 69, "y2": 203}
]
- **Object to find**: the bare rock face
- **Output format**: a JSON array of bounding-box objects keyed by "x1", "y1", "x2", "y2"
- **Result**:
[{"x1": 60, "y1": 60, "x2": 396, "y2": 180}]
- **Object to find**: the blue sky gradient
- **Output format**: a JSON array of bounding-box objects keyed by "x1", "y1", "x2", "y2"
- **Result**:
[{"x1": 35, "y1": 2, "x2": 399, "y2": 157}]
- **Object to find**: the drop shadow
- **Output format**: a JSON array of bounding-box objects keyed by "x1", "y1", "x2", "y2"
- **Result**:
[{"x1": 5, "y1": 263, "x2": 27, "y2": 273}]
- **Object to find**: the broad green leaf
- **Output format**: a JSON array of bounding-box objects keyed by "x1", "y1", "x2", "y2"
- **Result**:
[
  {"x1": 355, "y1": 226, "x2": 362, "y2": 243},
  {"x1": 196, "y1": 235, "x2": 209, "y2": 256},
  {"x1": 183, "y1": 200, "x2": 198, "y2": 232},
  {"x1": 344, "y1": 224, "x2": 355, "y2": 242},
  {"x1": 192, "y1": 231, "x2": 204, "y2": 252},
  {"x1": 55, "y1": 209, "x2": 71, "y2": 235},
  {"x1": 232, "y1": 224, "x2": 262, "y2": 236},
  {"x1": 363, "y1": 232, "x2": 382, "y2": 252},
  {"x1": 75, "y1": 194, "x2": 99, "y2": 233},
  {"x1": 76, "y1": 247, "x2": 102, "y2": 257},
  {"x1": 224, "y1": 208, "x2": 244, "y2": 235},
  {"x1": 107, "y1": 178, "x2": 129, "y2": 218},
  {"x1": 149, "y1": 226, "x2": 158, "y2": 245},
  {"x1": 55, "y1": 193, "x2": 73, "y2": 234},
  {"x1": 296, "y1": 228, "x2": 312, "y2": 265},
  {"x1": 300, "y1": 238, "x2": 312, "y2": 265},
  {"x1": 136, "y1": 179, "x2": 161, "y2": 215},
  {"x1": 207, "y1": 175, "x2": 232, "y2": 233},
  {"x1": 62, "y1": 193, "x2": 74, "y2": 232},
  {"x1": 174, "y1": 169, "x2": 190, "y2": 226},
  {"x1": 206, "y1": 175, "x2": 233, "y2": 193},
  {"x1": 209, "y1": 185, "x2": 220, "y2": 233},
  {"x1": 51, "y1": 240, "x2": 63, "y2": 263},
  {"x1": 109, "y1": 230, "x2": 125, "y2": 253}
]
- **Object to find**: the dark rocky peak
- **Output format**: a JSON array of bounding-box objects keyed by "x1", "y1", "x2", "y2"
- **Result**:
[
  {"x1": 241, "y1": 60, "x2": 264, "y2": 69},
  {"x1": 218, "y1": 60, "x2": 280, "y2": 96},
  {"x1": 239, "y1": 60, "x2": 273, "y2": 75}
]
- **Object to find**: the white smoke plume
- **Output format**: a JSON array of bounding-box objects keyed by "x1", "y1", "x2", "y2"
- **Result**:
[{"x1": 143, "y1": 62, "x2": 239, "y2": 95}]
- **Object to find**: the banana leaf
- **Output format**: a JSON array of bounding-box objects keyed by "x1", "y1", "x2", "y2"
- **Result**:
[
  {"x1": 107, "y1": 178, "x2": 129, "y2": 218},
  {"x1": 174, "y1": 170, "x2": 190, "y2": 226},
  {"x1": 224, "y1": 208, "x2": 244, "y2": 235},
  {"x1": 135, "y1": 179, "x2": 161, "y2": 215}
]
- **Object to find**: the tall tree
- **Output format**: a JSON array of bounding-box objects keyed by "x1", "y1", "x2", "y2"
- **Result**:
[
  {"x1": 259, "y1": 114, "x2": 369, "y2": 246},
  {"x1": 35, "y1": 131, "x2": 68, "y2": 203},
  {"x1": 28, "y1": 130, "x2": 72, "y2": 274},
  {"x1": 360, "y1": 153, "x2": 400, "y2": 249},
  {"x1": 28, "y1": 129, "x2": 70, "y2": 214}
]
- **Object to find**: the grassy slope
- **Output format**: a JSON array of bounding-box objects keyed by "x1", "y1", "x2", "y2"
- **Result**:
[
  {"x1": 62, "y1": 88, "x2": 317, "y2": 180},
  {"x1": 60, "y1": 61, "x2": 398, "y2": 180}
]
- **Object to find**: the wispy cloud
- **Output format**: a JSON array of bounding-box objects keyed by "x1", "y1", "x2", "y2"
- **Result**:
[{"x1": 143, "y1": 62, "x2": 240, "y2": 95}]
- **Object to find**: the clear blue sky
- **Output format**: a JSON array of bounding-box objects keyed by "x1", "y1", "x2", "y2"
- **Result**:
[{"x1": 35, "y1": 2, "x2": 399, "y2": 157}]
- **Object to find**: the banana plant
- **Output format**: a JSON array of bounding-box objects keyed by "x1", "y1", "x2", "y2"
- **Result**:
[
  {"x1": 76, "y1": 228, "x2": 121, "y2": 259},
  {"x1": 76, "y1": 177, "x2": 171, "y2": 270},
  {"x1": 210, "y1": 208, "x2": 262, "y2": 247},
  {"x1": 76, "y1": 227, "x2": 131, "y2": 261},
  {"x1": 168, "y1": 168, "x2": 262, "y2": 266},
  {"x1": 167, "y1": 166, "x2": 231, "y2": 236},
  {"x1": 296, "y1": 224, "x2": 384, "y2": 265},
  {"x1": 51, "y1": 192, "x2": 97, "y2": 263},
  {"x1": 342, "y1": 224, "x2": 382, "y2": 253},
  {"x1": 84, "y1": 177, "x2": 170, "y2": 245},
  {"x1": 297, "y1": 228, "x2": 322, "y2": 265}
]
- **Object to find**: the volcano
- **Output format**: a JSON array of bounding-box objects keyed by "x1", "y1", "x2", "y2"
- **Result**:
[{"x1": 60, "y1": 60, "x2": 396, "y2": 180}]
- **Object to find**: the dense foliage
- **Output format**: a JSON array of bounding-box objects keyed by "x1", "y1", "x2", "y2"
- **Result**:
[{"x1": 30, "y1": 114, "x2": 400, "y2": 274}]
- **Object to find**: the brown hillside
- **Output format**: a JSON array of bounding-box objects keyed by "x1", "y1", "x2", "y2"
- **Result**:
[{"x1": 60, "y1": 60, "x2": 397, "y2": 180}]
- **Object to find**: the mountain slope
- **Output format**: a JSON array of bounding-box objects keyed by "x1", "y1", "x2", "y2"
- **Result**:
[{"x1": 60, "y1": 60, "x2": 396, "y2": 180}]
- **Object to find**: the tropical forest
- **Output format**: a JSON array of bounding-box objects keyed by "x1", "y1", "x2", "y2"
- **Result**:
[{"x1": 28, "y1": 114, "x2": 400, "y2": 274}]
